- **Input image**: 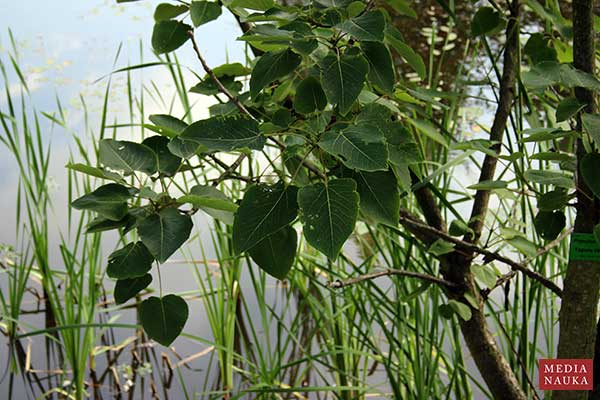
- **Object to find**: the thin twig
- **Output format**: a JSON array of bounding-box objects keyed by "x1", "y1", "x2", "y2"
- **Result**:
[
  {"x1": 398, "y1": 211, "x2": 563, "y2": 297},
  {"x1": 328, "y1": 268, "x2": 458, "y2": 289},
  {"x1": 187, "y1": 31, "x2": 255, "y2": 120},
  {"x1": 482, "y1": 227, "x2": 573, "y2": 298}
]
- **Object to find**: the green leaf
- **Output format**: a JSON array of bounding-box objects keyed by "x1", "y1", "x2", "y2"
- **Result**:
[
  {"x1": 385, "y1": 26, "x2": 426, "y2": 80},
  {"x1": 505, "y1": 234, "x2": 538, "y2": 258},
  {"x1": 149, "y1": 114, "x2": 188, "y2": 138},
  {"x1": 556, "y1": 97, "x2": 585, "y2": 122},
  {"x1": 280, "y1": 21, "x2": 318, "y2": 55},
  {"x1": 178, "y1": 115, "x2": 264, "y2": 152},
  {"x1": 233, "y1": 182, "x2": 299, "y2": 254},
  {"x1": 190, "y1": 1, "x2": 222, "y2": 27},
  {"x1": 320, "y1": 52, "x2": 368, "y2": 115},
  {"x1": 581, "y1": 113, "x2": 600, "y2": 147},
  {"x1": 248, "y1": 225, "x2": 297, "y2": 279},
  {"x1": 361, "y1": 41, "x2": 395, "y2": 94},
  {"x1": 449, "y1": 220, "x2": 473, "y2": 237},
  {"x1": 138, "y1": 208, "x2": 193, "y2": 263},
  {"x1": 151, "y1": 20, "x2": 192, "y2": 54},
  {"x1": 66, "y1": 163, "x2": 121, "y2": 181},
  {"x1": 186, "y1": 185, "x2": 236, "y2": 224},
  {"x1": 154, "y1": 3, "x2": 188, "y2": 21},
  {"x1": 467, "y1": 180, "x2": 508, "y2": 190},
  {"x1": 86, "y1": 215, "x2": 133, "y2": 233},
  {"x1": 167, "y1": 137, "x2": 206, "y2": 159},
  {"x1": 249, "y1": 49, "x2": 302, "y2": 98},
  {"x1": 538, "y1": 189, "x2": 569, "y2": 211},
  {"x1": 71, "y1": 183, "x2": 135, "y2": 221},
  {"x1": 298, "y1": 178, "x2": 359, "y2": 259},
  {"x1": 178, "y1": 193, "x2": 238, "y2": 212},
  {"x1": 335, "y1": 10, "x2": 385, "y2": 41},
  {"x1": 471, "y1": 265, "x2": 498, "y2": 289},
  {"x1": 99, "y1": 139, "x2": 158, "y2": 175},
  {"x1": 522, "y1": 61, "x2": 561, "y2": 89},
  {"x1": 319, "y1": 124, "x2": 389, "y2": 171},
  {"x1": 524, "y1": 169, "x2": 574, "y2": 188},
  {"x1": 351, "y1": 169, "x2": 399, "y2": 226},
  {"x1": 142, "y1": 136, "x2": 181, "y2": 176},
  {"x1": 534, "y1": 210, "x2": 566, "y2": 240},
  {"x1": 559, "y1": 64, "x2": 600, "y2": 91},
  {"x1": 114, "y1": 274, "x2": 153, "y2": 305},
  {"x1": 428, "y1": 239, "x2": 455, "y2": 256},
  {"x1": 212, "y1": 63, "x2": 251, "y2": 77},
  {"x1": 190, "y1": 76, "x2": 242, "y2": 96},
  {"x1": 107, "y1": 242, "x2": 154, "y2": 279},
  {"x1": 447, "y1": 300, "x2": 472, "y2": 321},
  {"x1": 524, "y1": 33, "x2": 557, "y2": 65},
  {"x1": 140, "y1": 295, "x2": 188, "y2": 346},
  {"x1": 294, "y1": 76, "x2": 327, "y2": 114},
  {"x1": 471, "y1": 7, "x2": 505, "y2": 37},
  {"x1": 581, "y1": 153, "x2": 600, "y2": 199}
]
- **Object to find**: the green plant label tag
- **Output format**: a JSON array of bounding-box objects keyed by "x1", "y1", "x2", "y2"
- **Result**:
[{"x1": 569, "y1": 233, "x2": 600, "y2": 262}]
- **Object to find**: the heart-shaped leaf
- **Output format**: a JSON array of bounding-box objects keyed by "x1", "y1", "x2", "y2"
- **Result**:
[
  {"x1": 298, "y1": 178, "x2": 359, "y2": 259},
  {"x1": 114, "y1": 274, "x2": 152, "y2": 305},
  {"x1": 248, "y1": 225, "x2": 297, "y2": 280},
  {"x1": 581, "y1": 153, "x2": 600, "y2": 199},
  {"x1": 534, "y1": 211, "x2": 566, "y2": 240},
  {"x1": 107, "y1": 242, "x2": 154, "y2": 279},
  {"x1": 138, "y1": 208, "x2": 193, "y2": 263},
  {"x1": 233, "y1": 182, "x2": 299, "y2": 254},
  {"x1": 320, "y1": 52, "x2": 368, "y2": 115},
  {"x1": 140, "y1": 295, "x2": 188, "y2": 346},
  {"x1": 99, "y1": 139, "x2": 158, "y2": 175},
  {"x1": 190, "y1": 1, "x2": 222, "y2": 27},
  {"x1": 152, "y1": 20, "x2": 192, "y2": 54},
  {"x1": 71, "y1": 183, "x2": 135, "y2": 221}
]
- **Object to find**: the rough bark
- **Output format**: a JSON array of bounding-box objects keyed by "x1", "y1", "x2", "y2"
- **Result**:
[{"x1": 555, "y1": 0, "x2": 600, "y2": 399}]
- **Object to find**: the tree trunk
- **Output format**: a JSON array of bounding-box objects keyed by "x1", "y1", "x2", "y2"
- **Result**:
[{"x1": 555, "y1": 0, "x2": 600, "y2": 399}]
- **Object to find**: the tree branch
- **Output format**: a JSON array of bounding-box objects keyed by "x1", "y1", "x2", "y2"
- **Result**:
[
  {"x1": 328, "y1": 268, "x2": 458, "y2": 289},
  {"x1": 399, "y1": 210, "x2": 562, "y2": 296}
]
